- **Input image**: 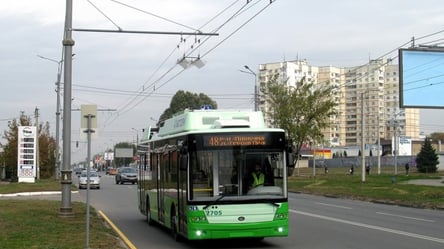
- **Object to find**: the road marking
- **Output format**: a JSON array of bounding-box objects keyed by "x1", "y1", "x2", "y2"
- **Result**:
[
  {"x1": 315, "y1": 202, "x2": 352, "y2": 210},
  {"x1": 98, "y1": 210, "x2": 137, "y2": 249},
  {"x1": 376, "y1": 211, "x2": 435, "y2": 223},
  {"x1": 290, "y1": 209, "x2": 444, "y2": 244}
]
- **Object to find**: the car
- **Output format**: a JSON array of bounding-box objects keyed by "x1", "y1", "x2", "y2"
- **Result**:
[
  {"x1": 73, "y1": 168, "x2": 83, "y2": 176},
  {"x1": 115, "y1": 167, "x2": 138, "y2": 184},
  {"x1": 78, "y1": 170, "x2": 101, "y2": 189},
  {"x1": 106, "y1": 167, "x2": 118, "y2": 175}
]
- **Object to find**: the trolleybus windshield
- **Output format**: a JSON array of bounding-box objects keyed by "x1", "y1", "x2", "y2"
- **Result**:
[{"x1": 188, "y1": 132, "x2": 287, "y2": 202}]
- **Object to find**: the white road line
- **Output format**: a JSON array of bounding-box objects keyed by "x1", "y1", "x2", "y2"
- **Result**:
[
  {"x1": 376, "y1": 211, "x2": 435, "y2": 223},
  {"x1": 290, "y1": 209, "x2": 444, "y2": 244},
  {"x1": 315, "y1": 202, "x2": 353, "y2": 210}
]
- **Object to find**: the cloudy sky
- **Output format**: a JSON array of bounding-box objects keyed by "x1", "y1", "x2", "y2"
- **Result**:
[{"x1": 1, "y1": 0, "x2": 444, "y2": 163}]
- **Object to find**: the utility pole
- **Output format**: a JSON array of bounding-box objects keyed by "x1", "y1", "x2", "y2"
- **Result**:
[
  {"x1": 60, "y1": 0, "x2": 74, "y2": 217},
  {"x1": 55, "y1": 62, "x2": 62, "y2": 180},
  {"x1": 240, "y1": 65, "x2": 258, "y2": 111},
  {"x1": 377, "y1": 111, "x2": 381, "y2": 175},
  {"x1": 360, "y1": 92, "x2": 366, "y2": 182},
  {"x1": 37, "y1": 54, "x2": 63, "y2": 180},
  {"x1": 59, "y1": 0, "x2": 217, "y2": 218}
]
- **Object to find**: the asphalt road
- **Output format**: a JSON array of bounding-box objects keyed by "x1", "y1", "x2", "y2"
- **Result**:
[{"x1": 76, "y1": 174, "x2": 444, "y2": 249}]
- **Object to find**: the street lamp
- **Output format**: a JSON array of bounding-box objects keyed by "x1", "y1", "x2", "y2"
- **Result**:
[
  {"x1": 239, "y1": 65, "x2": 258, "y2": 111},
  {"x1": 37, "y1": 55, "x2": 63, "y2": 180},
  {"x1": 391, "y1": 110, "x2": 404, "y2": 175}
]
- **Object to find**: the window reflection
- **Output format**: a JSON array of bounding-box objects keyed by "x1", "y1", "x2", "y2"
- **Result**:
[{"x1": 190, "y1": 149, "x2": 285, "y2": 201}]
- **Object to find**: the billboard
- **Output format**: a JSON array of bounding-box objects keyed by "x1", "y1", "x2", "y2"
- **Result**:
[
  {"x1": 17, "y1": 126, "x2": 37, "y2": 183},
  {"x1": 399, "y1": 47, "x2": 444, "y2": 109},
  {"x1": 115, "y1": 148, "x2": 133, "y2": 158}
]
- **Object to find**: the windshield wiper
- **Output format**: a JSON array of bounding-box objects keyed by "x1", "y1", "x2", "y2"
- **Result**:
[{"x1": 203, "y1": 194, "x2": 225, "y2": 210}]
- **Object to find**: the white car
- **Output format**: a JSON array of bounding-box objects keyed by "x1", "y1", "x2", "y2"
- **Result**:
[{"x1": 78, "y1": 170, "x2": 101, "y2": 189}]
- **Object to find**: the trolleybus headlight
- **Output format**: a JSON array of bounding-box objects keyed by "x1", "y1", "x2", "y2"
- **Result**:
[
  {"x1": 196, "y1": 230, "x2": 203, "y2": 237},
  {"x1": 189, "y1": 206, "x2": 198, "y2": 211},
  {"x1": 277, "y1": 227, "x2": 284, "y2": 233},
  {"x1": 275, "y1": 213, "x2": 286, "y2": 219},
  {"x1": 191, "y1": 216, "x2": 207, "y2": 222}
]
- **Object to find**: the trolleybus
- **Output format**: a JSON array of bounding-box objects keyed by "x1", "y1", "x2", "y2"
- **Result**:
[{"x1": 137, "y1": 109, "x2": 293, "y2": 241}]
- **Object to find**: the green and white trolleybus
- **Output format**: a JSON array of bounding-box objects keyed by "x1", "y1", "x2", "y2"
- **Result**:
[{"x1": 137, "y1": 109, "x2": 293, "y2": 241}]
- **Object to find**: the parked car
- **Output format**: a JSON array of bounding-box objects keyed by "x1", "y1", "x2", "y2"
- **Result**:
[
  {"x1": 115, "y1": 167, "x2": 138, "y2": 184},
  {"x1": 78, "y1": 170, "x2": 101, "y2": 189}
]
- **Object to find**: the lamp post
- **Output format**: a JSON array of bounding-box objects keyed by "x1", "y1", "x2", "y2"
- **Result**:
[
  {"x1": 391, "y1": 110, "x2": 404, "y2": 175},
  {"x1": 360, "y1": 92, "x2": 366, "y2": 182},
  {"x1": 37, "y1": 55, "x2": 63, "y2": 180},
  {"x1": 377, "y1": 111, "x2": 381, "y2": 175},
  {"x1": 239, "y1": 65, "x2": 258, "y2": 111}
]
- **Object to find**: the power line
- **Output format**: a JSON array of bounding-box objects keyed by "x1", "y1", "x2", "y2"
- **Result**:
[
  {"x1": 109, "y1": 0, "x2": 200, "y2": 31},
  {"x1": 103, "y1": 0, "x2": 275, "y2": 126}
]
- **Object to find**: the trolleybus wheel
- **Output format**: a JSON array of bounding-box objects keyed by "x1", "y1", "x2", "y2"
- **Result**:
[{"x1": 171, "y1": 207, "x2": 181, "y2": 241}]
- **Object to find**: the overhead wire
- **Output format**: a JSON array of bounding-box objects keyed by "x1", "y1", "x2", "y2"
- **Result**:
[
  {"x1": 115, "y1": 0, "x2": 246, "y2": 112},
  {"x1": 87, "y1": 0, "x2": 122, "y2": 30},
  {"x1": 75, "y1": 1, "x2": 444, "y2": 139},
  {"x1": 102, "y1": 0, "x2": 275, "y2": 126},
  {"x1": 109, "y1": 0, "x2": 200, "y2": 32}
]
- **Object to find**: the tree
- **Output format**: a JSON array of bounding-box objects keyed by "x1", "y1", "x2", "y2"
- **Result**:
[
  {"x1": 416, "y1": 137, "x2": 439, "y2": 173},
  {"x1": 38, "y1": 121, "x2": 56, "y2": 178},
  {"x1": 0, "y1": 112, "x2": 56, "y2": 180},
  {"x1": 158, "y1": 90, "x2": 217, "y2": 122},
  {"x1": 429, "y1": 132, "x2": 444, "y2": 144},
  {"x1": 260, "y1": 75, "x2": 337, "y2": 162}
]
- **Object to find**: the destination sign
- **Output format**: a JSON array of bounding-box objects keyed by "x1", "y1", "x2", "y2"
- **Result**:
[{"x1": 204, "y1": 135, "x2": 268, "y2": 147}]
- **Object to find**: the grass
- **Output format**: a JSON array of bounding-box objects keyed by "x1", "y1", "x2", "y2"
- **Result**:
[
  {"x1": 0, "y1": 178, "x2": 73, "y2": 194},
  {"x1": 0, "y1": 179, "x2": 126, "y2": 249},
  {"x1": 288, "y1": 167, "x2": 444, "y2": 209},
  {"x1": 0, "y1": 200, "x2": 126, "y2": 249}
]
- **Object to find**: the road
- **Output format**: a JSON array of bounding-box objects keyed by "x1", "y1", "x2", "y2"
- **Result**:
[{"x1": 76, "y1": 173, "x2": 444, "y2": 249}]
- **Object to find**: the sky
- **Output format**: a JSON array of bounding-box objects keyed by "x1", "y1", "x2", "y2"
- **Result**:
[{"x1": 1, "y1": 0, "x2": 444, "y2": 163}]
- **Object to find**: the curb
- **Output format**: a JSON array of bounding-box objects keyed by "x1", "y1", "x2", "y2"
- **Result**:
[
  {"x1": 98, "y1": 210, "x2": 136, "y2": 249},
  {"x1": 0, "y1": 191, "x2": 79, "y2": 197}
]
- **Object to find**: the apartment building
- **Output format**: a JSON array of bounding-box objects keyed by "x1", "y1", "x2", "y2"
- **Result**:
[
  {"x1": 258, "y1": 60, "x2": 319, "y2": 127},
  {"x1": 257, "y1": 59, "x2": 420, "y2": 148}
]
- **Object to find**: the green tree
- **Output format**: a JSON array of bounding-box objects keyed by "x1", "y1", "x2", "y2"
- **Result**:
[
  {"x1": 429, "y1": 132, "x2": 444, "y2": 144},
  {"x1": 158, "y1": 90, "x2": 217, "y2": 122},
  {"x1": 1, "y1": 114, "x2": 32, "y2": 180},
  {"x1": 416, "y1": 137, "x2": 439, "y2": 173},
  {"x1": 260, "y1": 75, "x2": 337, "y2": 162},
  {"x1": 38, "y1": 121, "x2": 56, "y2": 178},
  {"x1": 1, "y1": 113, "x2": 56, "y2": 180}
]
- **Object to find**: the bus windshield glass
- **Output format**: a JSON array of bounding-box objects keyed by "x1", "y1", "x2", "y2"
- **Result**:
[{"x1": 189, "y1": 144, "x2": 286, "y2": 201}]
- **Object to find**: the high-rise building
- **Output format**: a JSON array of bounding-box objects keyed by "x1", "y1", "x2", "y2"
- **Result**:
[{"x1": 257, "y1": 59, "x2": 420, "y2": 148}]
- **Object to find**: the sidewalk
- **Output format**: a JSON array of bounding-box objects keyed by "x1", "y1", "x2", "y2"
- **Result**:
[{"x1": 403, "y1": 176, "x2": 444, "y2": 187}]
